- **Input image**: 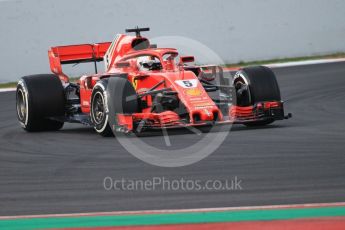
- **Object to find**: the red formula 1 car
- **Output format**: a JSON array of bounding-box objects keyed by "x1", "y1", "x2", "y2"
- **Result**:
[{"x1": 16, "y1": 27, "x2": 291, "y2": 136}]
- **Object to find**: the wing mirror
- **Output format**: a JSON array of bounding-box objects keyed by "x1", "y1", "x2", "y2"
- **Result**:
[{"x1": 179, "y1": 56, "x2": 195, "y2": 65}]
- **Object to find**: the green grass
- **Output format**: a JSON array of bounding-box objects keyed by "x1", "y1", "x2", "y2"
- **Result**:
[
  {"x1": 1, "y1": 52, "x2": 345, "y2": 89},
  {"x1": 0, "y1": 82, "x2": 17, "y2": 89}
]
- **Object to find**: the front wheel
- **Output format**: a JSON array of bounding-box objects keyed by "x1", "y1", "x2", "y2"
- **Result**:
[
  {"x1": 90, "y1": 80, "x2": 113, "y2": 137},
  {"x1": 233, "y1": 66, "x2": 282, "y2": 127},
  {"x1": 107, "y1": 77, "x2": 140, "y2": 134}
]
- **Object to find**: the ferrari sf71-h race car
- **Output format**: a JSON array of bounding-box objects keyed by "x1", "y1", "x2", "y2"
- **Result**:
[{"x1": 16, "y1": 27, "x2": 291, "y2": 136}]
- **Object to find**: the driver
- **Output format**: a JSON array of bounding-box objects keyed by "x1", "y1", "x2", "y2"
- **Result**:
[{"x1": 137, "y1": 56, "x2": 162, "y2": 71}]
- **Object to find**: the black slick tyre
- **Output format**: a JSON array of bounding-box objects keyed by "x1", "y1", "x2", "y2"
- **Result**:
[
  {"x1": 90, "y1": 80, "x2": 113, "y2": 137},
  {"x1": 106, "y1": 76, "x2": 139, "y2": 134},
  {"x1": 233, "y1": 66, "x2": 281, "y2": 127},
  {"x1": 16, "y1": 74, "x2": 65, "y2": 131}
]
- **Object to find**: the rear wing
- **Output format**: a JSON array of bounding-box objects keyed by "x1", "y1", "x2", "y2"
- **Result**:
[{"x1": 48, "y1": 42, "x2": 111, "y2": 82}]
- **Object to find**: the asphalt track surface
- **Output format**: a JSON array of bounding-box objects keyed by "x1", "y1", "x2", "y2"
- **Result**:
[{"x1": 1, "y1": 62, "x2": 345, "y2": 216}]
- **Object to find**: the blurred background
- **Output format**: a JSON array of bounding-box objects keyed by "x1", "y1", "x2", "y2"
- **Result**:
[{"x1": 1, "y1": 0, "x2": 345, "y2": 82}]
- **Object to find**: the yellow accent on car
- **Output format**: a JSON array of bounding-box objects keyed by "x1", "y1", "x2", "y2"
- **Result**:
[{"x1": 185, "y1": 88, "x2": 202, "y2": 96}]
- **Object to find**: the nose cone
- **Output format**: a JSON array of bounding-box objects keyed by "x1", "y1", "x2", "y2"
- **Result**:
[
  {"x1": 192, "y1": 108, "x2": 220, "y2": 123},
  {"x1": 200, "y1": 109, "x2": 214, "y2": 121}
]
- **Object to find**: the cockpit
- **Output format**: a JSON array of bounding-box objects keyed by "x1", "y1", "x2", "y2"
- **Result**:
[{"x1": 122, "y1": 51, "x2": 179, "y2": 72}]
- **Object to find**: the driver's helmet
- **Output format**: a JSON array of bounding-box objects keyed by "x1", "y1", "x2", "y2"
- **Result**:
[{"x1": 137, "y1": 56, "x2": 162, "y2": 71}]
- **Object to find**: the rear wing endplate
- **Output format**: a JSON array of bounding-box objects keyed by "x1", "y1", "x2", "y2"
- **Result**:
[{"x1": 48, "y1": 42, "x2": 111, "y2": 82}]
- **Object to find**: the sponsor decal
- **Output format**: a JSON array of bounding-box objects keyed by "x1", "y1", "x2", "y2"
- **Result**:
[
  {"x1": 193, "y1": 102, "x2": 214, "y2": 107},
  {"x1": 204, "y1": 109, "x2": 211, "y2": 117},
  {"x1": 132, "y1": 78, "x2": 138, "y2": 90},
  {"x1": 185, "y1": 88, "x2": 202, "y2": 96},
  {"x1": 194, "y1": 105, "x2": 214, "y2": 110}
]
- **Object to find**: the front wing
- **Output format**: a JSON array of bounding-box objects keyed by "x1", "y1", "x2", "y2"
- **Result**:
[{"x1": 113, "y1": 101, "x2": 291, "y2": 133}]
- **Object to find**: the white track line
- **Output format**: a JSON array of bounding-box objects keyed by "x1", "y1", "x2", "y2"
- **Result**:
[
  {"x1": 265, "y1": 58, "x2": 345, "y2": 68},
  {"x1": 0, "y1": 88, "x2": 16, "y2": 92},
  {"x1": 1, "y1": 202, "x2": 345, "y2": 220}
]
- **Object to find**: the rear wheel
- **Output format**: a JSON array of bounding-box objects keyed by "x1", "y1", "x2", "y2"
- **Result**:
[
  {"x1": 16, "y1": 74, "x2": 65, "y2": 131},
  {"x1": 233, "y1": 66, "x2": 281, "y2": 126}
]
